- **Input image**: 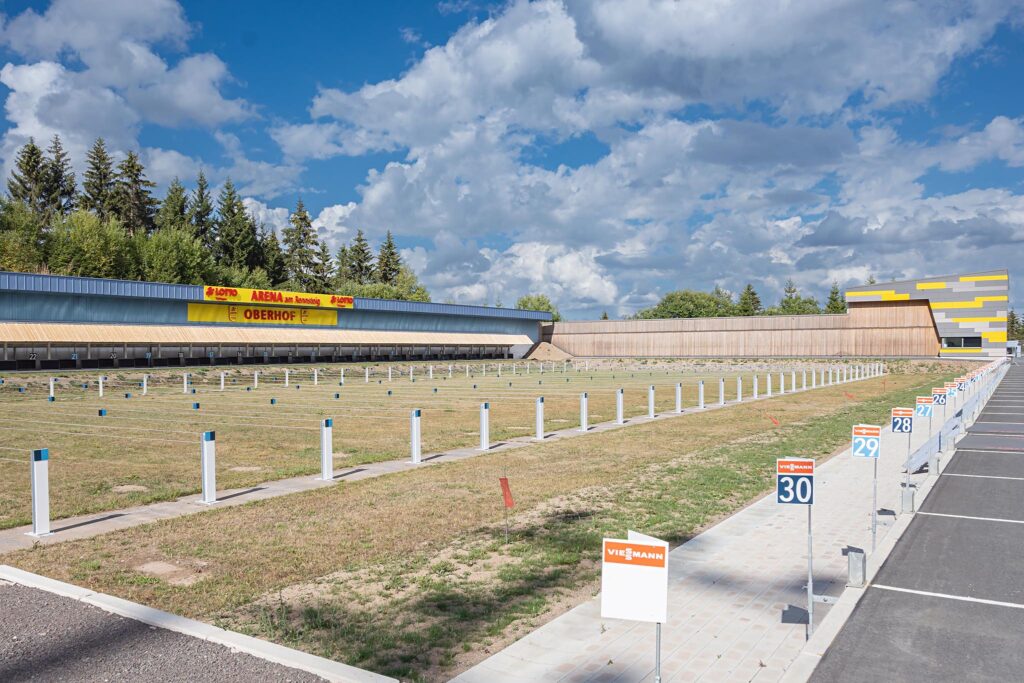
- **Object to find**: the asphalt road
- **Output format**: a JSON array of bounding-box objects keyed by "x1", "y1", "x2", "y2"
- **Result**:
[
  {"x1": 811, "y1": 362, "x2": 1024, "y2": 683},
  {"x1": 0, "y1": 582, "x2": 325, "y2": 682}
]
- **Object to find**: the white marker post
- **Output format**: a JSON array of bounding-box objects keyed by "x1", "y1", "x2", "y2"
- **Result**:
[
  {"x1": 314, "y1": 369, "x2": 319, "y2": 386},
  {"x1": 753, "y1": 375, "x2": 759, "y2": 399},
  {"x1": 48, "y1": 378, "x2": 55, "y2": 400},
  {"x1": 736, "y1": 376, "x2": 742, "y2": 403},
  {"x1": 791, "y1": 371, "x2": 796, "y2": 392},
  {"x1": 648, "y1": 385, "x2": 655, "y2": 418},
  {"x1": 220, "y1": 372, "x2": 225, "y2": 391},
  {"x1": 340, "y1": 368, "x2": 345, "y2": 385},
  {"x1": 142, "y1": 374, "x2": 148, "y2": 395},
  {"x1": 852, "y1": 424, "x2": 882, "y2": 551},
  {"x1": 285, "y1": 369, "x2": 290, "y2": 387},
  {"x1": 767, "y1": 373, "x2": 773, "y2": 397},
  {"x1": 675, "y1": 382, "x2": 683, "y2": 413},
  {"x1": 429, "y1": 366, "x2": 434, "y2": 380},
  {"x1": 580, "y1": 392, "x2": 589, "y2": 432},
  {"x1": 319, "y1": 418, "x2": 333, "y2": 480},
  {"x1": 480, "y1": 403, "x2": 490, "y2": 450},
  {"x1": 698, "y1": 380, "x2": 705, "y2": 409},
  {"x1": 617, "y1": 388, "x2": 625, "y2": 424},
  {"x1": 200, "y1": 431, "x2": 217, "y2": 505},
  {"x1": 98, "y1": 376, "x2": 104, "y2": 398},
  {"x1": 365, "y1": 367, "x2": 369, "y2": 383},
  {"x1": 183, "y1": 372, "x2": 189, "y2": 394},
  {"x1": 449, "y1": 364, "x2": 453, "y2": 379},
  {"x1": 410, "y1": 409, "x2": 422, "y2": 464},
  {"x1": 28, "y1": 448, "x2": 51, "y2": 537},
  {"x1": 254, "y1": 371, "x2": 259, "y2": 389},
  {"x1": 802, "y1": 370, "x2": 807, "y2": 391},
  {"x1": 535, "y1": 397, "x2": 545, "y2": 440},
  {"x1": 779, "y1": 371, "x2": 785, "y2": 395},
  {"x1": 719, "y1": 378, "x2": 725, "y2": 406},
  {"x1": 466, "y1": 364, "x2": 470, "y2": 378},
  {"x1": 409, "y1": 366, "x2": 413, "y2": 381}
]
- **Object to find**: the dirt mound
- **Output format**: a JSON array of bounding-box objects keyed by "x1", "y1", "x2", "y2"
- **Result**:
[{"x1": 524, "y1": 342, "x2": 573, "y2": 361}]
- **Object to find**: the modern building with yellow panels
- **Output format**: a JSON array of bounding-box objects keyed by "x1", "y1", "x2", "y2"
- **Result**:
[{"x1": 844, "y1": 269, "x2": 1009, "y2": 358}]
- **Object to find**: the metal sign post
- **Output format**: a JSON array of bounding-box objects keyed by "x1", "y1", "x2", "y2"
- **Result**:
[
  {"x1": 777, "y1": 457, "x2": 815, "y2": 637},
  {"x1": 852, "y1": 425, "x2": 882, "y2": 551},
  {"x1": 892, "y1": 407, "x2": 915, "y2": 513}
]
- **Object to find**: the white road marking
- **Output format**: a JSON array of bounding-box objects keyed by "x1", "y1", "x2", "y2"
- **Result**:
[
  {"x1": 943, "y1": 473, "x2": 1024, "y2": 481},
  {"x1": 955, "y1": 448, "x2": 1024, "y2": 455},
  {"x1": 873, "y1": 584, "x2": 1024, "y2": 610},
  {"x1": 918, "y1": 511, "x2": 1024, "y2": 524}
]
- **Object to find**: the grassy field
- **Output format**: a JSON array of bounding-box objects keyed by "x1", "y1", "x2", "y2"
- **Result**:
[
  {"x1": 1, "y1": 358, "x2": 850, "y2": 529},
  {"x1": 3, "y1": 360, "x2": 963, "y2": 681}
]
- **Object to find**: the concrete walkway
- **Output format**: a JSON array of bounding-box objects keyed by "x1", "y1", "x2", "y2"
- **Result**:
[
  {"x1": 453, "y1": 384, "x2": 949, "y2": 682},
  {"x1": 1, "y1": 372, "x2": 876, "y2": 555}
]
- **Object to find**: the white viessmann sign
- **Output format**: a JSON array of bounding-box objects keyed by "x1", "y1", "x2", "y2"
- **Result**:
[{"x1": 600, "y1": 530, "x2": 669, "y2": 623}]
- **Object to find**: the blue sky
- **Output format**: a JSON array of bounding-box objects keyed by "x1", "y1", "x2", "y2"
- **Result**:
[{"x1": 1, "y1": 0, "x2": 1023, "y2": 317}]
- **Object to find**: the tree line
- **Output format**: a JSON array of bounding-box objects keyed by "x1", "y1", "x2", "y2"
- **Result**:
[
  {"x1": 0, "y1": 135, "x2": 429, "y2": 301},
  {"x1": 634, "y1": 279, "x2": 847, "y2": 319}
]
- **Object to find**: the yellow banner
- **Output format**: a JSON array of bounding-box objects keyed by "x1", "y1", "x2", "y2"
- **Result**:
[
  {"x1": 188, "y1": 303, "x2": 338, "y2": 326},
  {"x1": 202, "y1": 285, "x2": 354, "y2": 309}
]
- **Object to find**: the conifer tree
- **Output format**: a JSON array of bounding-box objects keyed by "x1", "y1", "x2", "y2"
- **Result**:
[
  {"x1": 346, "y1": 229, "x2": 374, "y2": 284},
  {"x1": 736, "y1": 283, "x2": 762, "y2": 316},
  {"x1": 281, "y1": 199, "x2": 318, "y2": 288},
  {"x1": 214, "y1": 179, "x2": 257, "y2": 269},
  {"x1": 155, "y1": 178, "x2": 188, "y2": 232},
  {"x1": 335, "y1": 244, "x2": 351, "y2": 285},
  {"x1": 81, "y1": 138, "x2": 116, "y2": 220},
  {"x1": 43, "y1": 134, "x2": 76, "y2": 218},
  {"x1": 375, "y1": 230, "x2": 401, "y2": 284},
  {"x1": 825, "y1": 281, "x2": 847, "y2": 313},
  {"x1": 260, "y1": 228, "x2": 287, "y2": 286},
  {"x1": 6, "y1": 138, "x2": 46, "y2": 215},
  {"x1": 600, "y1": 310, "x2": 609, "y2": 320},
  {"x1": 188, "y1": 170, "x2": 215, "y2": 249},
  {"x1": 310, "y1": 239, "x2": 336, "y2": 291},
  {"x1": 111, "y1": 151, "x2": 157, "y2": 235}
]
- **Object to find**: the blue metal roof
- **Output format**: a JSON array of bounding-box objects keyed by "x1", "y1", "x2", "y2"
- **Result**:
[{"x1": 0, "y1": 271, "x2": 552, "y2": 321}]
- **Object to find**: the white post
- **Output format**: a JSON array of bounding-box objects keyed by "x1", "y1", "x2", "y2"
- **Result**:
[
  {"x1": 719, "y1": 378, "x2": 725, "y2": 405},
  {"x1": 341, "y1": 368, "x2": 345, "y2": 384},
  {"x1": 28, "y1": 448, "x2": 51, "y2": 537},
  {"x1": 791, "y1": 371, "x2": 796, "y2": 392},
  {"x1": 409, "y1": 366, "x2": 413, "y2": 381},
  {"x1": 314, "y1": 369, "x2": 319, "y2": 386},
  {"x1": 48, "y1": 378, "x2": 55, "y2": 399},
  {"x1": 183, "y1": 372, "x2": 189, "y2": 394},
  {"x1": 736, "y1": 376, "x2": 742, "y2": 402},
  {"x1": 254, "y1": 371, "x2": 259, "y2": 389},
  {"x1": 675, "y1": 382, "x2": 683, "y2": 413},
  {"x1": 648, "y1": 385, "x2": 655, "y2": 418},
  {"x1": 580, "y1": 392, "x2": 589, "y2": 432},
  {"x1": 536, "y1": 397, "x2": 545, "y2": 440},
  {"x1": 285, "y1": 369, "x2": 290, "y2": 387},
  {"x1": 699, "y1": 380, "x2": 705, "y2": 409},
  {"x1": 449, "y1": 364, "x2": 453, "y2": 378},
  {"x1": 410, "y1": 409, "x2": 422, "y2": 464},
  {"x1": 617, "y1": 388, "x2": 625, "y2": 424},
  {"x1": 98, "y1": 376, "x2": 104, "y2": 398},
  {"x1": 513, "y1": 362, "x2": 517, "y2": 375},
  {"x1": 767, "y1": 373, "x2": 773, "y2": 397},
  {"x1": 778, "y1": 371, "x2": 785, "y2": 395},
  {"x1": 466, "y1": 364, "x2": 470, "y2": 378},
  {"x1": 480, "y1": 402, "x2": 490, "y2": 450},
  {"x1": 319, "y1": 418, "x2": 333, "y2": 480},
  {"x1": 812, "y1": 369, "x2": 817, "y2": 388},
  {"x1": 200, "y1": 431, "x2": 217, "y2": 505},
  {"x1": 388, "y1": 367, "x2": 392, "y2": 382},
  {"x1": 365, "y1": 367, "x2": 369, "y2": 383},
  {"x1": 142, "y1": 374, "x2": 148, "y2": 395},
  {"x1": 497, "y1": 364, "x2": 502, "y2": 378},
  {"x1": 802, "y1": 370, "x2": 807, "y2": 391},
  {"x1": 429, "y1": 366, "x2": 434, "y2": 380},
  {"x1": 220, "y1": 372, "x2": 225, "y2": 391},
  {"x1": 753, "y1": 375, "x2": 759, "y2": 399}
]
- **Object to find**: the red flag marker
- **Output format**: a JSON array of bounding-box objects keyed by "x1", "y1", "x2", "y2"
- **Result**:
[
  {"x1": 499, "y1": 477, "x2": 515, "y2": 509},
  {"x1": 766, "y1": 413, "x2": 780, "y2": 426}
]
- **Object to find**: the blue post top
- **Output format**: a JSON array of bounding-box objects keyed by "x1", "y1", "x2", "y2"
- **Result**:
[
  {"x1": 433, "y1": 387, "x2": 438, "y2": 393},
  {"x1": 334, "y1": 393, "x2": 340, "y2": 398},
  {"x1": 125, "y1": 393, "x2": 131, "y2": 398},
  {"x1": 324, "y1": 418, "x2": 333, "y2": 427},
  {"x1": 193, "y1": 402, "x2": 200, "y2": 409},
  {"x1": 270, "y1": 398, "x2": 277, "y2": 404},
  {"x1": 413, "y1": 408, "x2": 421, "y2": 417},
  {"x1": 203, "y1": 431, "x2": 215, "y2": 441},
  {"x1": 48, "y1": 396, "x2": 54, "y2": 402},
  {"x1": 387, "y1": 390, "x2": 392, "y2": 395},
  {"x1": 32, "y1": 448, "x2": 48, "y2": 461},
  {"x1": 483, "y1": 402, "x2": 489, "y2": 409},
  {"x1": 98, "y1": 409, "x2": 106, "y2": 416}
]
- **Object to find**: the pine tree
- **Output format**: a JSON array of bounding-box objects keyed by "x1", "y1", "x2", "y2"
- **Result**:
[
  {"x1": 43, "y1": 134, "x2": 76, "y2": 219},
  {"x1": 1009, "y1": 309, "x2": 1020, "y2": 341},
  {"x1": 600, "y1": 311, "x2": 609, "y2": 320},
  {"x1": 155, "y1": 178, "x2": 188, "y2": 232},
  {"x1": 335, "y1": 244, "x2": 351, "y2": 285},
  {"x1": 736, "y1": 283, "x2": 762, "y2": 316},
  {"x1": 281, "y1": 199, "x2": 318, "y2": 288},
  {"x1": 310, "y1": 240, "x2": 335, "y2": 291},
  {"x1": 375, "y1": 230, "x2": 401, "y2": 284},
  {"x1": 865, "y1": 275, "x2": 877, "y2": 285},
  {"x1": 260, "y1": 228, "x2": 287, "y2": 286},
  {"x1": 188, "y1": 170, "x2": 215, "y2": 249},
  {"x1": 825, "y1": 281, "x2": 846, "y2": 313},
  {"x1": 215, "y1": 179, "x2": 257, "y2": 269},
  {"x1": 81, "y1": 138, "x2": 116, "y2": 220},
  {"x1": 111, "y1": 151, "x2": 157, "y2": 235},
  {"x1": 346, "y1": 229, "x2": 374, "y2": 284},
  {"x1": 7, "y1": 138, "x2": 47, "y2": 215}
]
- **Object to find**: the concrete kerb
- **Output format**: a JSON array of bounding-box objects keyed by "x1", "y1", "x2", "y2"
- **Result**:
[{"x1": 0, "y1": 565, "x2": 396, "y2": 683}]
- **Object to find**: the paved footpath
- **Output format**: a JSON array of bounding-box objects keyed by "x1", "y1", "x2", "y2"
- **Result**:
[
  {"x1": 0, "y1": 372, "x2": 874, "y2": 555},
  {"x1": 453, "y1": 388, "x2": 945, "y2": 683},
  {"x1": 808, "y1": 362, "x2": 1021, "y2": 682}
]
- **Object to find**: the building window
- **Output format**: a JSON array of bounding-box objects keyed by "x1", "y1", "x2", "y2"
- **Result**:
[{"x1": 942, "y1": 337, "x2": 982, "y2": 348}]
